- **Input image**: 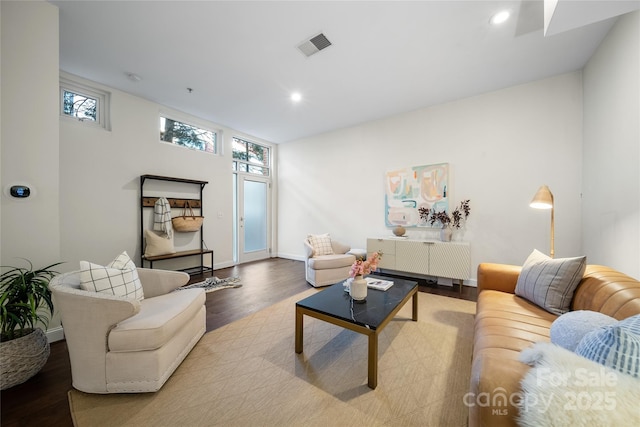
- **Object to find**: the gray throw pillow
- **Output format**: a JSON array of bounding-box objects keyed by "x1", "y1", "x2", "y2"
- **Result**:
[
  {"x1": 550, "y1": 310, "x2": 617, "y2": 351},
  {"x1": 515, "y1": 249, "x2": 586, "y2": 315}
]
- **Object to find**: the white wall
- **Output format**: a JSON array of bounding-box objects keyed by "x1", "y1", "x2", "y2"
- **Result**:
[
  {"x1": 1, "y1": 1, "x2": 60, "y2": 274},
  {"x1": 59, "y1": 73, "x2": 275, "y2": 272},
  {"x1": 583, "y1": 11, "x2": 640, "y2": 279},
  {"x1": 1, "y1": 1, "x2": 61, "y2": 340},
  {"x1": 277, "y1": 72, "x2": 585, "y2": 282}
]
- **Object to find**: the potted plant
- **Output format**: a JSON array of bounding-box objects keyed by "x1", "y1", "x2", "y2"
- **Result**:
[
  {"x1": 419, "y1": 200, "x2": 471, "y2": 241},
  {"x1": 0, "y1": 259, "x2": 61, "y2": 390}
]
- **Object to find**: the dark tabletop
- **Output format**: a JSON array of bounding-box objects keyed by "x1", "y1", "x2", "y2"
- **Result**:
[{"x1": 296, "y1": 275, "x2": 418, "y2": 330}]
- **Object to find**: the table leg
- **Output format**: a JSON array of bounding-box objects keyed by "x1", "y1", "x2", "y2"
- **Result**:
[
  {"x1": 412, "y1": 291, "x2": 418, "y2": 321},
  {"x1": 368, "y1": 332, "x2": 378, "y2": 389},
  {"x1": 295, "y1": 307, "x2": 303, "y2": 353}
]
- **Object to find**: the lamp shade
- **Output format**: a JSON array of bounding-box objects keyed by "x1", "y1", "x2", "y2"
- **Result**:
[{"x1": 530, "y1": 185, "x2": 554, "y2": 209}]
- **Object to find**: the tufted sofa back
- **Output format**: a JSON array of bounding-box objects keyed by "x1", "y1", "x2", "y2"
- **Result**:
[{"x1": 571, "y1": 265, "x2": 640, "y2": 319}]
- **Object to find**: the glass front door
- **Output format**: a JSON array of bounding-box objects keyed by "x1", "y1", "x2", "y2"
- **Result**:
[{"x1": 237, "y1": 175, "x2": 270, "y2": 263}]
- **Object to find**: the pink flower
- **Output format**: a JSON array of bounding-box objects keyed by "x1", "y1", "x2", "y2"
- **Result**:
[{"x1": 349, "y1": 251, "x2": 383, "y2": 277}]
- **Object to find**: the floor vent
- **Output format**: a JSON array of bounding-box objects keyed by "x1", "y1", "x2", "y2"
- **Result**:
[{"x1": 297, "y1": 33, "x2": 332, "y2": 57}]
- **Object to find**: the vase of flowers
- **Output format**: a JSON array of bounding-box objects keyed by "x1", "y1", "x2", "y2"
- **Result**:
[
  {"x1": 418, "y1": 200, "x2": 471, "y2": 241},
  {"x1": 349, "y1": 251, "x2": 382, "y2": 302},
  {"x1": 350, "y1": 276, "x2": 368, "y2": 301}
]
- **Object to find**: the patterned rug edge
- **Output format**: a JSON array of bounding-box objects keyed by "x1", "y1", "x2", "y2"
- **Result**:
[{"x1": 178, "y1": 276, "x2": 242, "y2": 293}]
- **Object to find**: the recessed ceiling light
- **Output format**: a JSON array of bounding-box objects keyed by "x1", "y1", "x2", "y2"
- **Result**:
[
  {"x1": 291, "y1": 92, "x2": 302, "y2": 103},
  {"x1": 490, "y1": 10, "x2": 510, "y2": 25}
]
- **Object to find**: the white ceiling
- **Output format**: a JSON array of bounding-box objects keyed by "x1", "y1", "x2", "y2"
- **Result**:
[{"x1": 51, "y1": 1, "x2": 637, "y2": 143}]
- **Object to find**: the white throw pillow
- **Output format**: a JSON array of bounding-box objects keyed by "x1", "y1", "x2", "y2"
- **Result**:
[
  {"x1": 515, "y1": 249, "x2": 586, "y2": 315},
  {"x1": 80, "y1": 251, "x2": 144, "y2": 300},
  {"x1": 144, "y1": 229, "x2": 176, "y2": 257},
  {"x1": 307, "y1": 233, "x2": 334, "y2": 256}
]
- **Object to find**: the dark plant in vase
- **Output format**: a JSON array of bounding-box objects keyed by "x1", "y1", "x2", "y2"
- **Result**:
[
  {"x1": 418, "y1": 206, "x2": 430, "y2": 224},
  {"x1": 0, "y1": 259, "x2": 62, "y2": 389},
  {"x1": 420, "y1": 200, "x2": 471, "y2": 228},
  {"x1": 451, "y1": 199, "x2": 471, "y2": 228},
  {"x1": 431, "y1": 211, "x2": 452, "y2": 227}
]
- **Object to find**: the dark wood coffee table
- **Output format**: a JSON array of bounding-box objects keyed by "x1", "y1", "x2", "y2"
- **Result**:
[{"x1": 295, "y1": 275, "x2": 418, "y2": 389}]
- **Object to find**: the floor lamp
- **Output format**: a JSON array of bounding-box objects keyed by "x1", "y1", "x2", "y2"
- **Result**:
[{"x1": 530, "y1": 185, "x2": 554, "y2": 258}]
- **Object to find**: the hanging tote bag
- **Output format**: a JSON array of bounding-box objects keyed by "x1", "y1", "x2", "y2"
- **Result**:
[{"x1": 171, "y1": 201, "x2": 204, "y2": 232}]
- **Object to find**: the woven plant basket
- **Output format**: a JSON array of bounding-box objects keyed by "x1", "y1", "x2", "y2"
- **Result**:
[{"x1": 0, "y1": 328, "x2": 50, "y2": 390}]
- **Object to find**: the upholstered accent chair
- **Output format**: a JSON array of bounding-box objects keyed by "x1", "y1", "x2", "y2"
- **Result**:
[
  {"x1": 304, "y1": 234, "x2": 356, "y2": 287},
  {"x1": 49, "y1": 268, "x2": 205, "y2": 393}
]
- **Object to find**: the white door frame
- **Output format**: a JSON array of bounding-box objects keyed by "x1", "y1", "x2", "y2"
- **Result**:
[{"x1": 236, "y1": 174, "x2": 271, "y2": 264}]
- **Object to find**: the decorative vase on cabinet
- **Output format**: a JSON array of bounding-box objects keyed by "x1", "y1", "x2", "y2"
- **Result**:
[
  {"x1": 440, "y1": 226, "x2": 453, "y2": 242},
  {"x1": 392, "y1": 226, "x2": 406, "y2": 237}
]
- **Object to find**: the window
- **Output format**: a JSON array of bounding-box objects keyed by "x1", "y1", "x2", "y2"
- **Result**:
[
  {"x1": 160, "y1": 116, "x2": 217, "y2": 154},
  {"x1": 232, "y1": 137, "x2": 270, "y2": 176},
  {"x1": 62, "y1": 90, "x2": 96, "y2": 121},
  {"x1": 60, "y1": 74, "x2": 110, "y2": 130}
]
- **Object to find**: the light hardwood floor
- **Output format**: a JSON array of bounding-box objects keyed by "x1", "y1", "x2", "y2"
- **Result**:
[{"x1": 0, "y1": 258, "x2": 477, "y2": 427}]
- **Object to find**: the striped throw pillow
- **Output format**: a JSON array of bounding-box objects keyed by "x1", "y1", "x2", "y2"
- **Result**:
[
  {"x1": 575, "y1": 314, "x2": 640, "y2": 378},
  {"x1": 515, "y1": 249, "x2": 586, "y2": 315}
]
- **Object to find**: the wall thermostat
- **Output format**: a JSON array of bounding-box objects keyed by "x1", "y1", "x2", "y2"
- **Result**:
[{"x1": 9, "y1": 185, "x2": 31, "y2": 198}]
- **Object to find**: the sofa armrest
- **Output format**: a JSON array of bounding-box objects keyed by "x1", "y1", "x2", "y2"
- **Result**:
[
  {"x1": 137, "y1": 268, "x2": 190, "y2": 298},
  {"x1": 477, "y1": 263, "x2": 521, "y2": 294}
]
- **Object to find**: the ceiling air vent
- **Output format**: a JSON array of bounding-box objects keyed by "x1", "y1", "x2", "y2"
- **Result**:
[{"x1": 297, "y1": 33, "x2": 332, "y2": 57}]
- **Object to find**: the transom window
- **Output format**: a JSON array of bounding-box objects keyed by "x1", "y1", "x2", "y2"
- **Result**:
[
  {"x1": 232, "y1": 137, "x2": 270, "y2": 176},
  {"x1": 62, "y1": 90, "x2": 96, "y2": 121},
  {"x1": 60, "y1": 74, "x2": 110, "y2": 130},
  {"x1": 160, "y1": 116, "x2": 217, "y2": 154}
]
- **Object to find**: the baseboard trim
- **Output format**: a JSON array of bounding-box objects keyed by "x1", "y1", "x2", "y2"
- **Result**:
[
  {"x1": 46, "y1": 326, "x2": 65, "y2": 343},
  {"x1": 213, "y1": 260, "x2": 235, "y2": 270},
  {"x1": 277, "y1": 253, "x2": 305, "y2": 262}
]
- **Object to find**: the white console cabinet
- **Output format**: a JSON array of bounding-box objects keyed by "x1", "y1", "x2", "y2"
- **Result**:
[{"x1": 367, "y1": 238, "x2": 470, "y2": 283}]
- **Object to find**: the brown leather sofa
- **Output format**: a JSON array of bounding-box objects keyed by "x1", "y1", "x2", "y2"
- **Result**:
[{"x1": 469, "y1": 263, "x2": 640, "y2": 427}]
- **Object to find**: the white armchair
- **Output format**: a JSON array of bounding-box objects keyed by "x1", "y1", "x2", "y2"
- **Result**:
[
  {"x1": 49, "y1": 268, "x2": 205, "y2": 393},
  {"x1": 304, "y1": 235, "x2": 356, "y2": 287}
]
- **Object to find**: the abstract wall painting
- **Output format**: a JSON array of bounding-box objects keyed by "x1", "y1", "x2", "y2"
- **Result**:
[{"x1": 385, "y1": 163, "x2": 449, "y2": 227}]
